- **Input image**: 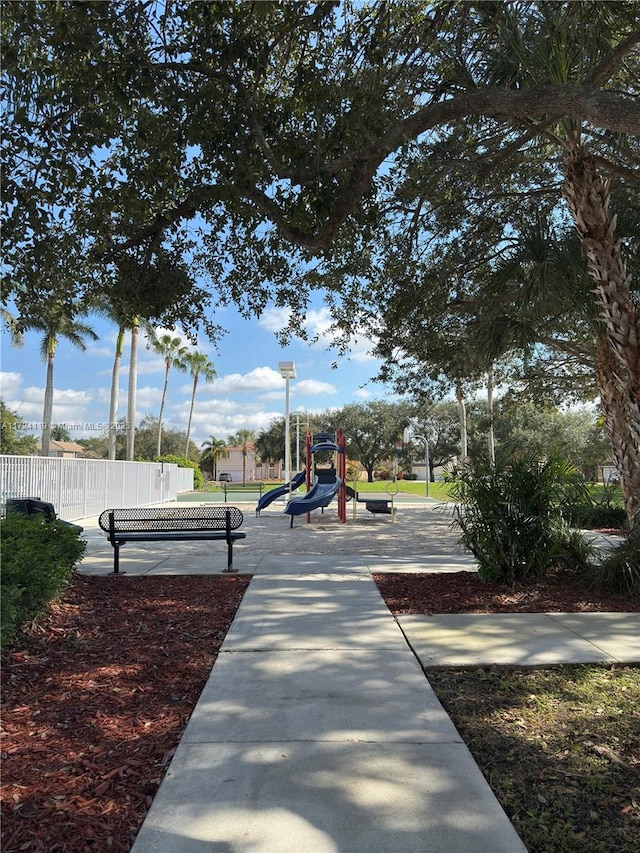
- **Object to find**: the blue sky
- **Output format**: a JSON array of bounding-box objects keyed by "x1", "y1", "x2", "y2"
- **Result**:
[{"x1": 1, "y1": 293, "x2": 387, "y2": 448}]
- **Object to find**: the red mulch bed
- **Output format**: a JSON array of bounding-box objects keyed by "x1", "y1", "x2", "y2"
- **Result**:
[
  {"x1": 1, "y1": 574, "x2": 250, "y2": 853},
  {"x1": 1, "y1": 568, "x2": 637, "y2": 852},
  {"x1": 373, "y1": 570, "x2": 640, "y2": 614}
]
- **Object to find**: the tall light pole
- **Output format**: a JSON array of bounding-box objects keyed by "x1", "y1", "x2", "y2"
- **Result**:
[{"x1": 278, "y1": 361, "x2": 296, "y2": 494}]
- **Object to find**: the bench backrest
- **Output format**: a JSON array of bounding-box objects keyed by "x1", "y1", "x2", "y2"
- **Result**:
[{"x1": 98, "y1": 506, "x2": 244, "y2": 533}]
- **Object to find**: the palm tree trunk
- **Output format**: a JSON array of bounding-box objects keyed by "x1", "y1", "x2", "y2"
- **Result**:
[
  {"x1": 108, "y1": 326, "x2": 125, "y2": 460},
  {"x1": 563, "y1": 145, "x2": 640, "y2": 525},
  {"x1": 156, "y1": 361, "x2": 170, "y2": 457},
  {"x1": 595, "y1": 336, "x2": 640, "y2": 523},
  {"x1": 184, "y1": 374, "x2": 198, "y2": 458},
  {"x1": 41, "y1": 346, "x2": 55, "y2": 457},
  {"x1": 126, "y1": 318, "x2": 139, "y2": 461}
]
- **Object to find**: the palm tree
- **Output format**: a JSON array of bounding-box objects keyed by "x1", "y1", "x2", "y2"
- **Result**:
[
  {"x1": 147, "y1": 331, "x2": 187, "y2": 457},
  {"x1": 4, "y1": 303, "x2": 98, "y2": 456},
  {"x1": 90, "y1": 299, "x2": 136, "y2": 461},
  {"x1": 227, "y1": 429, "x2": 255, "y2": 486},
  {"x1": 201, "y1": 436, "x2": 228, "y2": 480},
  {"x1": 563, "y1": 148, "x2": 640, "y2": 524},
  {"x1": 174, "y1": 350, "x2": 217, "y2": 459},
  {"x1": 472, "y1": 4, "x2": 640, "y2": 523}
]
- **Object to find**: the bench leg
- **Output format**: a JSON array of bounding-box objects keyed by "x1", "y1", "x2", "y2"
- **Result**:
[
  {"x1": 113, "y1": 544, "x2": 121, "y2": 575},
  {"x1": 223, "y1": 538, "x2": 238, "y2": 573}
]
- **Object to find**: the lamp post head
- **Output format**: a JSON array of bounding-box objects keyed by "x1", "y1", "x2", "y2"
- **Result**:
[{"x1": 278, "y1": 361, "x2": 296, "y2": 379}]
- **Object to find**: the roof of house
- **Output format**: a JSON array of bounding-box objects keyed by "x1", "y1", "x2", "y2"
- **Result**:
[{"x1": 37, "y1": 440, "x2": 88, "y2": 454}]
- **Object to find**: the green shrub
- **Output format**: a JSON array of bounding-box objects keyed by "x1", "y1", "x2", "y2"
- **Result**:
[
  {"x1": 564, "y1": 480, "x2": 627, "y2": 529},
  {"x1": 583, "y1": 520, "x2": 640, "y2": 600},
  {"x1": 565, "y1": 502, "x2": 627, "y2": 529},
  {"x1": 157, "y1": 454, "x2": 204, "y2": 490},
  {"x1": 446, "y1": 455, "x2": 594, "y2": 585},
  {"x1": 1, "y1": 514, "x2": 86, "y2": 647}
]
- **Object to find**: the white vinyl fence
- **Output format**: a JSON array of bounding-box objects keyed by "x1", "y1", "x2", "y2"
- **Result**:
[{"x1": 0, "y1": 456, "x2": 194, "y2": 522}]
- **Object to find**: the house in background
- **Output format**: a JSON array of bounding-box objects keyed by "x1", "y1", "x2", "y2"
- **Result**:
[
  {"x1": 219, "y1": 443, "x2": 284, "y2": 483},
  {"x1": 37, "y1": 440, "x2": 90, "y2": 459}
]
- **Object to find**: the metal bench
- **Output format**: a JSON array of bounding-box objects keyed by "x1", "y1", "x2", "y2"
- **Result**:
[
  {"x1": 345, "y1": 487, "x2": 393, "y2": 517},
  {"x1": 221, "y1": 483, "x2": 265, "y2": 502},
  {"x1": 98, "y1": 506, "x2": 246, "y2": 574},
  {"x1": 363, "y1": 499, "x2": 392, "y2": 515}
]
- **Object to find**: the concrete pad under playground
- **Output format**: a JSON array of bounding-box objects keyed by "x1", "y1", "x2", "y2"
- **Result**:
[{"x1": 398, "y1": 611, "x2": 640, "y2": 667}]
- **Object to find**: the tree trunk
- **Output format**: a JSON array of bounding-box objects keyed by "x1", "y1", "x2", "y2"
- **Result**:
[
  {"x1": 487, "y1": 366, "x2": 496, "y2": 466},
  {"x1": 184, "y1": 374, "x2": 198, "y2": 459},
  {"x1": 563, "y1": 146, "x2": 640, "y2": 525},
  {"x1": 108, "y1": 326, "x2": 125, "y2": 461},
  {"x1": 41, "y1": 345, "x2": 55, "y2": 457},
  {"x1": 595, "y1": 336, "x2": 640, "y2": 523},
  {"x1": 156, "y1": 361, "x2": 170, "y2": 458},
  {"x1": 455, "y1": 381, "x2": 468, "y2": 463},
  {"x1": 126, "y1": 318, "x2": 139, "y2": 461}
]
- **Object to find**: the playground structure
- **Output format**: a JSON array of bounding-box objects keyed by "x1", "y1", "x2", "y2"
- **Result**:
[
  {"x1": 255, "y1": 470, "x2": 306, "y2": 515},
  {"x1": 255, "y1": 428, "x2": 397, "y2": 525},
  {"x1": 283, "y1": 430, "x2": 347, "y2": 527}
]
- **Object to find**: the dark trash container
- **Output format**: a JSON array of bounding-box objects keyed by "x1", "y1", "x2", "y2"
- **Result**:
[{"x1": 5, "y1": 497, "x2": 84, "y2": 533}]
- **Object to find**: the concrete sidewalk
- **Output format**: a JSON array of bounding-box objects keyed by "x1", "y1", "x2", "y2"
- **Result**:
[{"x1": 130, "y1": 556, "x2": 529, "y2": 853}]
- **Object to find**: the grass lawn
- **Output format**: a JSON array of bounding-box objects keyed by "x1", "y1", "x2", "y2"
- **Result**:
[
  {"x1": 198, "y1": 479, "x2": 455, "y2": 500},
  {"x1": 428, "y1": 664, "x2": 640, "y2": 853},
  {"x1": 351, "y1": 479, "x2": 453, "y2": 500}
]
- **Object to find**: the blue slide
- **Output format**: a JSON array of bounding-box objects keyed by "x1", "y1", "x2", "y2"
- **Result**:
[
  {"x1": 283, "y1": 476, "x2": 342, "y2": 526},
  {"x1": 255, "y1": 471, "x2": 307, "y2": 515}
]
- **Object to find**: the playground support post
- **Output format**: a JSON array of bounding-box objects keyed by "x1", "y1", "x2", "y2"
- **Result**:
[{"x1": 337, "y1": 427, "x2": 346, "y2": 523}]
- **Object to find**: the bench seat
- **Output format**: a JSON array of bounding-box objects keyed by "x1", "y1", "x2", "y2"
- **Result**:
[{"x1": 364, "y1": 500, "x2": 392, "y2": 515}]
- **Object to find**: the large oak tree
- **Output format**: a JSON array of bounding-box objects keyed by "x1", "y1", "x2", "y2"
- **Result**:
[{"x1": 2, "y1": 1, "x2": 638, "y2": 520}]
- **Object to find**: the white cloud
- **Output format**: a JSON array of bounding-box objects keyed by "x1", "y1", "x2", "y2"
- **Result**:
[
  {"x1": 133, "y1": 385, "x2": 164, "y2": 412},
  {"x1": 86, "y1": 344, "x2": 115, "y2": 360},
  {"x1": 258, "y1": 307, "x2": 291, "y2": 333},
  {"x1": 354, "y1": 387, "x2": 373, "y2": 399},
  {"x1": 295, "y1": 379, "x2": 337, "y2": 396},
  {"x1": 162, "y1": 396, "x2": 283, "y2": 445},
  {"x1": 211, "y1": 366, "x2": 284, "y2": 395},
  {"x1": 133, "y1": 358, "x2": 164, "y2": 377},
  {"x1": 0, "y1": 372, "x2": 23, "y2": 399}
]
